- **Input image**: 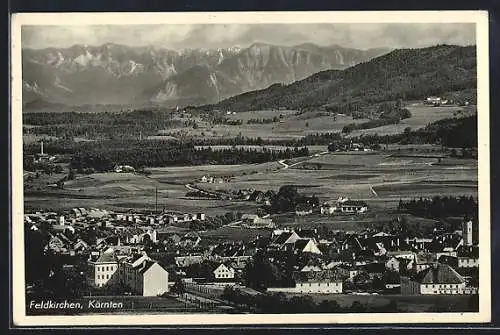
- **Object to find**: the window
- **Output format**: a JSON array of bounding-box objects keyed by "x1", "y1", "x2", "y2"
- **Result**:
[{"x1": 97, "y1": 275, "x2": 100, "y2": 279}]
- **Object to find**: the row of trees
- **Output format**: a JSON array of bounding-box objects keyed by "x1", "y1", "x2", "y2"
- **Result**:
[
  {"x1": 23, "y1": 110, "x2": 186, "y2": 140},
  {"x1": 342, "y1": 103, "x2": 412, "y2": 134},
  {"x1": 247, "y1": 117, "x2": 280, "y2": 124},
  {"x1": 397, "y1": 196, "x2": 478, "y2": 220},
  {"x1": 69, "y1": 143, "x2": 310, "y2": 171},
  {"x1": 267, "y1": 185, "x2": 320, "y2": 213}
]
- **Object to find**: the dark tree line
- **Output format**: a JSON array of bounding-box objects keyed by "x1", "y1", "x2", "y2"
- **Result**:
[
  {"x1": 398, "y1": 196, "x2": 478, "y2": 220},
  {"x1": 342, "y1": 104, "x2": 412, "y2": 134},
  {"x1": 23, "y1": 110, "x2": 185, "y2": 140},
  {"x1": 267, "y1": 185, "x2": 320, "y2": 213},
  {"x1": 68, "y1": 141, "x2": 310, "y2": 171}
]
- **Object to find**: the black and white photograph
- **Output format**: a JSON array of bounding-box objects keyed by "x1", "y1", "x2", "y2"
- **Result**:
[{"x1": 10, "y1": 11, "x2": 491, "y2": 326}]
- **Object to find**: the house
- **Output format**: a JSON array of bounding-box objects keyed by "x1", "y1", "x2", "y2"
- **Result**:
[
  {"x1": 339, "y1": 200, "x2": 368, "y2": 214},
  {"x1": 248, "y1": 190, "x2": 266, "y2": 202},
  {"x1": 457, "y1": 245, "x2": 479, "y2": 268},
  {"x1": 269, "y1": 231, "x2": 300, "y2": 249},
  {"x1": 290, "y1": 238, "x2": 322, "y2": 255},
  {"x1": 175, "y1": 255, "x2": 204, "y2": 268},
  {"x1": 87, "y1": 250, "x2": 119, "y2": 288},
  {"x1": 114, "y1": 165, "x2": 135, "y2": 173},
  {"x1": 401, "y1": 263, "x2": 467, "y2": 295},
  {"x1": 213, "y1": 263, "x2": 236, "y2": 282},
  {"x1": 320, "y1": 203, "x2": 337, "y2": 215},
  {"x1": 137, "y1": 261, "x2": 170, "y2": 296},
  {"x1": 178, "y1": 232, "x2": 201, "y2": 249},
  {"x1": 385, "y1": 257, "x2": 401, "y2": 272},
  {"x1": 118, "y1": 253, "x2": 169, "y2": 296},
  {"x1": 46, "y1": 234, "x2": 68, "y2": 253},
  {"x1": 73, "y1": 239, "x2": 90, "y2": 253},
  {"x1": 386, "y1": 250, "x2": 416, "y2": 261},
  {"x1": 295, "y1": 205, "x2": 313, "y2": 216},
  {"x1": 268, "y1": 269, "x2": 344, "y2": 294},
  {"x1": 300, "y1": 264, "x2": 323, "y2": 272},
  {"x1": 413, "y1": 252, "x2": 438, "y2": 272},
  {"x1": 241, "y1": 214, "x2": 275, "y2": 229},
  {"x1": 425, "y1": 96, "x2": 442, "y2": 106}
]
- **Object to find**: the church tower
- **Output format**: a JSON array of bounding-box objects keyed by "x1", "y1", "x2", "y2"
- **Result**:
[{"x1": 462, "y1": 220, "x2": 473, "y2": 246}]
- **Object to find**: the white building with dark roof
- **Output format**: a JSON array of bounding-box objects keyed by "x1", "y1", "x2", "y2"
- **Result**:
[
  {"x1": 87, "y1": 250, "x2": 119, "y2": 288},
  {"x1": 401, "y1": 263, "x2": 468, "y2": 295}
]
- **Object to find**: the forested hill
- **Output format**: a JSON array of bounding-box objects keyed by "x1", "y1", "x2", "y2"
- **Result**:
[{"x1": 197, "y1": 44, "x2": 476, "y2": 112}]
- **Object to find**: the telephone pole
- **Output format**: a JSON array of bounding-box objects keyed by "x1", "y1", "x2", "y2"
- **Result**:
[{"x1": 155, "y1": 186, "x2": 158, "y2": 213}]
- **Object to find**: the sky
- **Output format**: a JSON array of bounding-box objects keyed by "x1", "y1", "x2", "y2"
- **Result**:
[{"x1": 21, "y1": 23, "x2": 476, "y2": 50}]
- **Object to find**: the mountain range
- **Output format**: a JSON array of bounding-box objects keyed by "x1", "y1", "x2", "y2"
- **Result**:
[
  {"x1": 22, "y1": 43, "x2": 390, "y2": 108},
  {"x1": 199, "y1": 44, "x2": 476, "y2": 112}
]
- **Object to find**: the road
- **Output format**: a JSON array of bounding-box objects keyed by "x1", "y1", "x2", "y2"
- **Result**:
[{"x1": 278, "y1": 151, "x2": 329, "y2": 170}]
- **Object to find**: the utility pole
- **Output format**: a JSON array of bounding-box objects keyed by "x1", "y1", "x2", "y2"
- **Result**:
[{"x1": 155, "y1": 186, "x2": 158, "y2": 213}]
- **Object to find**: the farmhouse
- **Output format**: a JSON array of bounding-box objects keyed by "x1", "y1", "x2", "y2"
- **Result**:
[
  {"x1": 401, "y1": 263, "x2": 467, "y2": 295},
  {"x1": 320, "y1": 203, "x2": 337, "y2": 215},
  {"x1": 295, "y1": 205, "x2": 313, "y2": 216},
  {"x1": 241, "y1": 214, "x2": 275, "y2": 229},
  {"x1": 425, "y1": 96, "x2": 442, "y2": 105},
  {"x1": 114, "y1": 165, "x2": 135, "y2": 173},
  {"x1": 213, "y1": 263, "x2": 236, "y2": 282},
  {"x1": 339, "y1": 200, "x2": 368, "y2": 214}
]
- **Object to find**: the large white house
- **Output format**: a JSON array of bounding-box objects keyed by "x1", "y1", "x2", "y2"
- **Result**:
[
  {"x1": 87, "y1": 250, "x2": 119, "y2": 288},
  {"x1": 87, "y1": 250, "x2": 169, "y2": 296},
  {"x1": 118, "y1": 252, "x2": 169, "y2": 296},
  {"x1": 401, "y1": 263, "x2": 467, "y2": 295},
  {"x1": 268, "y1": 269, "x2": 344, "y2": 294},
  {"x1": 213, "y1": 263, "x2": 236, "y2": 281},
  {"x1": 339, "y1": 200, "x2": 368, "y2": 214}
]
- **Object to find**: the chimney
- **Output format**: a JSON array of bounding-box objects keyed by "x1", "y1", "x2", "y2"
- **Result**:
[{"x1": 40, "y1": 141, "x2": 44, "y2": 155}]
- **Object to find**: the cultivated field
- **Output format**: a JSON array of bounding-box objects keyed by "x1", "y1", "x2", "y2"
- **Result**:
[
  {"x1": 347, "y1": 105, "x2": 475, "y2": 137},
  {"x1": 25, "y1": 149, "x2": 477, "y2": 218}
]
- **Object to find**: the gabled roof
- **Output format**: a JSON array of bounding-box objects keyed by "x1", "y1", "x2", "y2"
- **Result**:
[
  {"x1": 342, "y1": 200, "x2": 367, "y2": 207},
  {"x1": 293, "y1": 269, "x2": 346, "y2": 283},
  {"x1": 94, "y1": 252, "x2": 117, "y2": 263},
  {"x1": 138, "y1": 260, "x2": 165, "y2": 274},
  {"x1": 271, "y1": 232, "x2": 297, "y2": 246},
  {"x1": 412, "y1": 263, "x2": 465, "y2": 284}
]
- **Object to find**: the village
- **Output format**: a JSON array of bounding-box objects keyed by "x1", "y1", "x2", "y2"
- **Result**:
[{"x1": 25, "y1": 187, "x2": 479, "y2": 313}]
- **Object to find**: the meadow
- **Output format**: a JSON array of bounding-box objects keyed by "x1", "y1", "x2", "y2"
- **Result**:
[{"x1": 347, "y1": 105, "x2": 474, "y2": 137}]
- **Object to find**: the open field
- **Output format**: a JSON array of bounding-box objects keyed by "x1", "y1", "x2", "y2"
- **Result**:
[
  {"x1": 347, "y1": 105, "x2": 475, "y2": 137},
  {"x1": 157, "y1": 110, "x2": 370, "y2": 141},
  {"x1": 24, "y1": 150, "x2": 477, "y2": 219}
]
